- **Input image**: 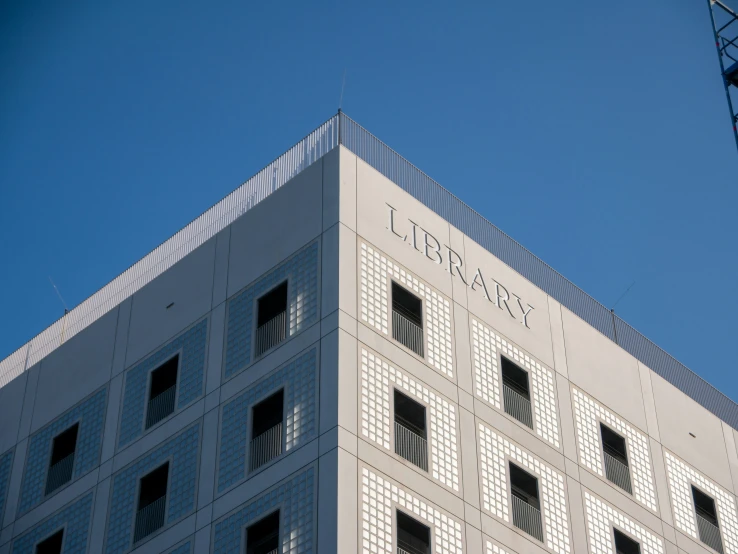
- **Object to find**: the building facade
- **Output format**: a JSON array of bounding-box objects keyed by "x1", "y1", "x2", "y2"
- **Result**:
[{"x1": 1, "y1": 113, "x2": 737, "y2": 554}]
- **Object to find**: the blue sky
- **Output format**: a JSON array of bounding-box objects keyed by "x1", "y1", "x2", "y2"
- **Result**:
[{"x1": 1, "y1": 1, "x2": 736, "y2": 397}]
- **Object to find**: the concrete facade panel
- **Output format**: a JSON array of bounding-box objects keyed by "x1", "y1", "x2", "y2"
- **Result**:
[
  {"x1": 561, "y1": 306, "x2": 648, "y2": 432},
  {"x1": 227, "y1": 159, "x2": 323, "y2": 297},
  {"x1": 126, "y1": 238, "x2": 215, "y2": 368}
]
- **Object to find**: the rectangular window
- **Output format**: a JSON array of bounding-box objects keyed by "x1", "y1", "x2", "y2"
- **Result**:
[
  {"x1": 45, "y1": 423, "x2": 79, "y2": 495},
  {"x1": 145, "y1": 355, "x2": 179, "y2": 429},
  {"x1": 134, "y1": 462, "x2": 169, "y2": 543},
  {"x1": 397, "y1": 510, "x2": 430, "y2": 554},
  {"x1": 600, "y1": 424, "x2": 633, "y2": 494},
  {"x1": 501, "y1": 356, "x2": 533, "y2": 429},
  {"x1": 692, "y1": 486, "x2": 724, "y2": 553},
  {"x1": 250, "y1": 390, "x2": 284, "y2": 471},
  {"x1": 509, "y1": 462, "x2": 544, "y2": 541},
  {"x1": 614, "y1": 529, "x2": 641, "y2": 554},
  {"x1": 391, "y1": 282, "x2": 424, "y2": 357},
  {"x1": 36, "y1": 529, "x2": 63, "y2": 554},
  {"x1": 246, "y1": 511, "x2": 280, "y2": 554},
  {"x1": 255, "y1": 282, "x2": 288, "y2": 357},
  {"x1": 394, "y1": 390, "x2": 428, "y2": 471}
]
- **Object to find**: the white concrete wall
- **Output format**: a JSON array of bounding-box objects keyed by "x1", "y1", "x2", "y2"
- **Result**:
[
  {"x1": 337, "y1": 145, "x2": 738, "y2": 554},
  {"x1": 0, "y1": 143, "x2": 736, "y2": 554}
]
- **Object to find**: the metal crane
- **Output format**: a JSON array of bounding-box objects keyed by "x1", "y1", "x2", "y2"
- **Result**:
[{"x1": 706, "y1": 0, "x2": 738, "y2": 152}]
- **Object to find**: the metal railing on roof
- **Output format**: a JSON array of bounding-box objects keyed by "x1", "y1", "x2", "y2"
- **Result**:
[
  {"x1": 2, "y1": 111, "x2": 738, "y2": 438},
  {"x1": 0, "y1": 115, "x2": 339, "y2": 388},
  {"x1": 337, "y1": 112, "x2": 738, "y2": 433}
]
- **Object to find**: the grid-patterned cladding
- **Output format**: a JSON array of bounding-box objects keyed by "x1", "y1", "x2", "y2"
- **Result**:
[
  {"x1": 572, "y1": 388, "x2": 657, "y2": 511},
  {"x1": 224, "y1": 241, "x2": 319, "y2": 378},
  {"x1": 118, "y1": 319, "x2": 208, "y2": 448},
  {"x1": 0, "y1": 448, "x2": 13, "y2": 524},
  {"x1": 105, "y1": 423, "x2": 201, "y2": 554},
  {"x1": 583, "y1": 491, "x2": 664, "y2": 554},
  {"x1": 471, "y1": 318, "x2": 560, "y2": 448},
  {"x1": 18, "y1": 387, "x2": 107, "y2": 514},
  {"x1": 359, "y1": 242, "x2": 454, "y2": 378},
  {"x1": 360, "y1": 348, "x2": 459, "y2": 491},
  {"x1": 478, "y1": 423, "x2": 570, "y2": 554},
  {"x1": 664, "y1": 450, "x2": 738, "y2": 553},
  {"x1": 11, "y1": 492, "x2": 94, "y2": 554},
  {"x1": 360, "y1": 467, "x2": 464, "y2": 554},
  {"x1": 486, "y1": 541, "x2": 514, "y2": 554},
  {"x1": 212, "y1": 466, "x2": 315, "y2": 554},
  {"x1": 217, "y1": 348, "x2": 317, "y2": 492}
]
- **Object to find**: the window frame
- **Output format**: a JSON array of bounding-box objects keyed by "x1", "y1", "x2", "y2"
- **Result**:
[
  {"x1": 44, "y1": 420, "x2": 81, "y2": 497},
  {"x1": 34, "y1": 526, "x2": 66, "y2": 554},
  {"x1": 612, "y1": 526, "x2": 642, "y2": 554},
  {"x1": 390, "y1": 386, "x2": 430, "y2": 473},
  {"x1": 498, "y1": 353, "x2": 537, "y2": 433},
  {"x1": 133, "y1": 459, "x2": 172, "y2": 544},
  {"x1": 388, "y1": 278, "x2": 427, "y2": 360},
  {"x1": 143, "y1": 350, "x2": 182, "y2": 432},
  {"x1": 395, "y1": 508, "x2": 432, "y2": 554},
  {"x1": 251, "y1": 279, "x2": 291, "y2": 360},
  {"x1": 247, "y1": 387, "x2": 287, "y2": 475},
  {"x1": 243, "y1": 509, "x2": 282, "y2": 554}
]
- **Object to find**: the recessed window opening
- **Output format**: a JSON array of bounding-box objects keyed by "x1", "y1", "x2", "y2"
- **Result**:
[
  {"x1": 255, "y1": 282, "x2": 288, "y2": 356},
  {"x1": 509, "y1": 462, "x2": 544, "y2": 541},
  {"x1": 250, "y1": 390, "x2": 284, "y2": 471},
  {"x1": 36, "y1": 529, "x2": 64, "y2": 554},
  {"x1": 45, "y1": 423, "x2": 79, "y2": 495},
  {"x1": 613, "y1": 529, "x2": 641, "y2": 554},
  {"x1": 692, "y1": 486, "x2": 724, "y2": 553},
  {"x1": 246, "y1": 510, "x2": 280, "y2": 554},
  {"x1": 134, "y1": 462, "x2": 169, "y2": 542},
  {"x1": 391, "y1": 282, "x2": 424, "y2": 357},
  {"x1": 397, "y1": 510, "x2": 430, "y2": 554},
  {"x1": 146, "y1": 355, "x2": 179, "y2": 429},
  {"x1": 393, "y1": 390, "x2": 428, "y2": 471},
  {"x1": 500, "y1": 356, "x2": 533, "y2": 429},
  {"x1": 600, "y1": 424, "x2": 633, "y2": 494}
]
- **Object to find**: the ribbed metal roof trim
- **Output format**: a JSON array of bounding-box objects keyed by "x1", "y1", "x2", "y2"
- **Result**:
[
  {"x1": 0, "y1": 115, "x2": 340, "y2": 387},
  {"x1": 2, "y1": 111, "x2": 736, "y2": 434},
  {"x1": 338, "y1": 112, "x2": 738, "y2": 430}
]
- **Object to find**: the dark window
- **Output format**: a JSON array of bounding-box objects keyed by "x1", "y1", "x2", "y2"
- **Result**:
[
  {"x1": 146, "y1": 355, "x2": 178, "y2": 429},
  {"x1": 255, "y1": 282, "x2": 288, "y2": 356},
  {"x1": 392, "y1": 283, "x2": 422, "y2": 327},
  {"x1": 394, "y1": 390, "x2": 428, "y2": 471},
  {"x1": 250, "y1": 390, "x2": 284, "y2": 470},
  {"x1": 246, "y1": 510, "x2": 280, "y2": 554},
  {"x1": 258, "y1": 282, "x2": 288, "y2": 326},
  {"x1": 50, "y1": 424, "x2": 79, "y2": 466},
  {"x1": 501, "y1": 357, "x2": 533, "y2": 428},
  {"x1": 693, "y1": 486, "x2": 719, "y2": 526},
  {"x1": 509, "y1": 463, "x2": 544, "y2": 541},
  {"x1": 614, "y1": 529, "x2": 641, "y2": 554},
  {"x1": 692, "y1": 486, "x2": 725, "y2": 553},
  {"x1": 391, "y1": 283, "x2": 424, "y2": 357},
  {"x1": 397, "y1": 510, "x2": 430, "y2": 554},
  {"x1": 134, "y1": 463, "x2": 169, "y2": 542},
  {"x1": 45, "y1": 423, "x2": 79, "y2": 495},
  {"x1": 510, "y1": 463, "x2": 540, "y2": 509},
  {"x1": 601, "y1": 424, "x2": 628, "y2": 465},
  {"x1": 600, "y1": 424, "x2": 633, "y2": 493},
  {"x1": 36, "y1": 529, "x2": 63, "y2": 554}
]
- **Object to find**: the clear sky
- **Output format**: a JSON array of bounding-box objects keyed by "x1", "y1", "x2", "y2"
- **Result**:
[{"x1": 1, "y1": 1, "x2": 736, "y2": 398}]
